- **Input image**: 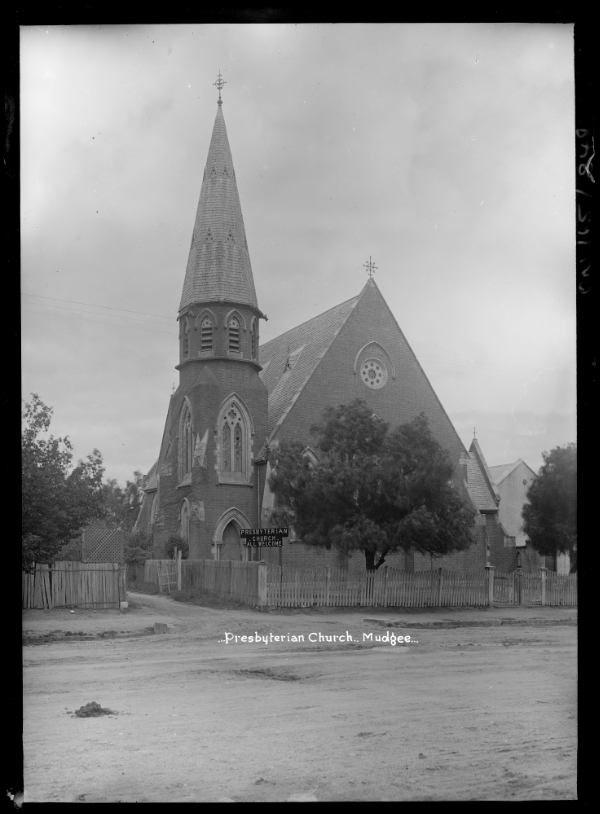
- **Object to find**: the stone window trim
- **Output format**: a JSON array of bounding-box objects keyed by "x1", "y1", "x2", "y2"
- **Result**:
[
  {"x1": 212, "y1": 507, "x2": 252, "y2": 561},
  {"x1": 216, "y1": 394, "x2": 254, "y2": 486},
  {"x1": 149, "y1": 491, "x2": 158, "y2": 525},
  {"x1": 222, "y1": 308, "x2": 247, "y2": 331},
  {"x1": 302, "y1": 447, "x2": 319, "y2": 468},
  {"x1": 250, "y1": 316, "x2": 258, "y2": 360},
  {"x1": 180, "y1": 498, "x2": 190, "y2": 542},
  {"x1": 181, "y1": 316, "x2": 191, "y2": 358},
  {"x1": 178, "y1": 398, "x2": 194, "y2": 486},
  {"x1": 194, "y1": 307, "x2": 217, "y2": 330},
  {"x1": 353, "y1": 341, "x2": 396, "y2": 379}
]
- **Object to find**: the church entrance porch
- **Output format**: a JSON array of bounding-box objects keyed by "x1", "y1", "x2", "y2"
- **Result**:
[
  {"x1": 213, "y1": 508, "x2": 253, "y2": 561},
  {"x1": 220, "y1": 521, "x2": 247, "y2": 561}
]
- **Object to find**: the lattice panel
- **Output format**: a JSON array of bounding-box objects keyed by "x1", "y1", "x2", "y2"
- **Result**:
[{"x1": 82, "y1": 526, "x2": 125, "y2": 563}]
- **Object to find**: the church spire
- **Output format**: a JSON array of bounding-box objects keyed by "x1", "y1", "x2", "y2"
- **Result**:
[{"x1": 179, "y1": 83, "x2": 259, "y2": 313}]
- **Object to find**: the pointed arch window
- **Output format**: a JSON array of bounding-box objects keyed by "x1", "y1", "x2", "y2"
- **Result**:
[
  {"x1": 201, "y1": 317, "x2": 213, "y2": 354},
  {"x1": 228, "y1": 317, "x2": 240, "y2": 353},
  {"x1": 180, "y1": 500, "x2": 190, "y2": 542},
  {"x1": 219, "y1": 399, "x2": 252, "y2": 483},
  {"x1": 150, "y1": 492, "x2": 158, "y2": 524},
  {"x1": 179, "y1": 402, "x2": 194, "y2": 485}
]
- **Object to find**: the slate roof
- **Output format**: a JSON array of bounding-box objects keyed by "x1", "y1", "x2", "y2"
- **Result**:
[
  {"x1": 142, "y1": 459, "x2": 159, "y2": 492},
  {"x1": 179, "y1": 104, "x2": 258, "y2": 312},
  {"x1": 259, "y1": 294, "x2": 360, "y2": 437},
  {"x1": 465, "y1": 453, "x2": 498, "y2": 512}
]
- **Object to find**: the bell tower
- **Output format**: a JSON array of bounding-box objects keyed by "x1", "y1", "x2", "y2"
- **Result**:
[{"x1": 156, "y1": 74, "x2": 268, "y2": 560}]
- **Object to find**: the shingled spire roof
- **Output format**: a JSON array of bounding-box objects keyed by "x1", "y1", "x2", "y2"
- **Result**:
[{"x1": 179, "y1": 103, "x2": 259, "y2": 312}]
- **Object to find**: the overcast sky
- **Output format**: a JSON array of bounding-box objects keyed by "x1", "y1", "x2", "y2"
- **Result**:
[{"x1": 21, "y1": 23, "x2": 576, "y2": 484}]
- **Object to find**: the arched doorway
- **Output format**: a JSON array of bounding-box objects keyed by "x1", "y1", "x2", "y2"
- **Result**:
[
  {"x1": 213, "y1": 507, "x2": 252, "y2": 562},
  {"x1": 220, "y1": 521, "x2": 245, "y2": 561}
]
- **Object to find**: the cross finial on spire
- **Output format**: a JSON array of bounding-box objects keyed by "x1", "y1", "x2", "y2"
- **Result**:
[
  {"x1": 473, "y1": 427, "x2": 477, "y2": 440},
  {"x1": 214, "y1": 70, "x2": 226, "y2": 105},
  {"x1": 364, "y1": 256, "x2": 378, "y2": 279}
]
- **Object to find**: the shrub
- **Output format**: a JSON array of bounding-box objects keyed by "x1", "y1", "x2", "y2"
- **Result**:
[
  {"x1": 161, "y1": 534, "x2": 189, "y2": 560},
  {"x1": 124, "y1": 529, "x2": 154, "y2": 563}
]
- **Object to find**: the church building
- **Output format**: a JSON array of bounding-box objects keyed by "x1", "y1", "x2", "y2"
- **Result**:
[{"x1": 136, "y1": 82, "x2": 523, "y2": 573}]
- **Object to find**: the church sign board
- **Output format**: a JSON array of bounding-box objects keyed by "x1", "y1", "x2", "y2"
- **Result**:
[{"x1": 240, "y1": 528, "x2": 289, "y2": 547}]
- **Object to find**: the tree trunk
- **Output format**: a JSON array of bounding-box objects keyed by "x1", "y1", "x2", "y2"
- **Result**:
[
  {"x1": 364, "y1": 550, "x2": 376, "y2": 572},
  {"x1": 375, "y1": 550, "x2": 389, "y2": 570}
]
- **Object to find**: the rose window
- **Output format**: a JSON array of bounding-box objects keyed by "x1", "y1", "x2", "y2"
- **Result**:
[{"x1": 360, "y1": 358, "x2": 387, "y2": 389}]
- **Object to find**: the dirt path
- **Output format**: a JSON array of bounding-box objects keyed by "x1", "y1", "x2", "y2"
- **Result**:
[{"x1": 23, "y1": 594, "x2": 577, "y2": 801}]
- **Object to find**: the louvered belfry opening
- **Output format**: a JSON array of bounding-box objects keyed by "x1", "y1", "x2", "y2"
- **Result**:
[
  {"x1": 201, "y1": 317, "x2": 213, "y2": 353},
  {"x1": 228, "y1": 317, "x2": 240, "y2": 352}
]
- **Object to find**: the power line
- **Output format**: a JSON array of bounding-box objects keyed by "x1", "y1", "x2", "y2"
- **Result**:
[
  {"x1": 22, "y1": 308, "x2": 177, "y2": 337},
  {"x1": 22, "y1": 295, "x2": 571, "y2": 379},
  {"x1": 22, "y1": 293, "x2": 176, "y2": 323},
  {"x1": 22, "y1": 299, "x2": 176, "y2": 327}
]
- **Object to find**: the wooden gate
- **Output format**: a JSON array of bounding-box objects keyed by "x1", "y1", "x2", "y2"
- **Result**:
[
  {"x1": 157, "y1": 561, "x2": 177, "y2": 593},
  {"x1": 493, "y1": 571, "x2": 516, "y2": 605}
]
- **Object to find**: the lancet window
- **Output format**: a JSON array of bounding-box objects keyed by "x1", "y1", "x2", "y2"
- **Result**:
[
  {"x1": 201, "y1": 317, "x2": 213, "y2": 353},
  {"x1": 228, "y1": 317, "x2": 240, "y2": 352},
  {"x1": 179, "y1": 402, "x2": 194, "y2": 483}
]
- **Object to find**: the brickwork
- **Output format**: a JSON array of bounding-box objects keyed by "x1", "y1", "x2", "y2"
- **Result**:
[
  {"x1": 151, "y1": 318, "x2": 269, "y2": 559},
  {"x1": 270, "y1": 281, "x2": 467, "y2": 475}
]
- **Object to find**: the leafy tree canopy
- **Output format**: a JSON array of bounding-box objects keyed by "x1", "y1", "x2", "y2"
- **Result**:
[
  {"x1": 522, "y1": 443, "x2": 577, "y2": 569},
  {"x1": 268, "y1": 399, "x2": 475, "y2": 571},
  {"x1": 101, "y1": 472, "x2": 145, "y2": 531},
  {"x1": 22, "y1": 394, "x2": 105, "y2": 569}
]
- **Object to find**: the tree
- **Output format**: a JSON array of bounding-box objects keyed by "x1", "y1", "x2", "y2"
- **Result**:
[
  {"x1": 101, "y1": 472, "x2": 144, "y2": 531},
  {"x1": 522, "y1": 443, "x2": 577, "y2": 571},
  {"x1": 268, "y1": 399, "x2": 475, "y2": 571},
  {"x1": 22, "y1": 394, "x2": 105, "y2": 569}
]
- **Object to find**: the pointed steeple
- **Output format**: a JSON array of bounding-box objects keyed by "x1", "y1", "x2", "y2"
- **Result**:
[{"x1": 179, "y1": 102, "x2": 259, "y2": 312}]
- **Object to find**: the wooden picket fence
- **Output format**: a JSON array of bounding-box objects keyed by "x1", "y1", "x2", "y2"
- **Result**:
[
  {"x1": 267, "y1": 566, "x2": 489, "y2": 608},
  {"x1": 546, "y1": 572, "x2": 577, "y2": 605},
  {"x1": 22, "y1": 562, "x2": 126, "y2": 610},
  {"x1": 493, "y1": 570, "x2": 577, "y2": 607},
  {"x1": 266, "y1": 566, "x2": 577, "y2": 608},
  {"x1": 126, "y1": 560, "x2": 577, "y2": 610}
]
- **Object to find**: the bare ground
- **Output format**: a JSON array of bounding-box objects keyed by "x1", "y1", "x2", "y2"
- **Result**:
[{"x1": 23, "y1": 593, "x2": 577, "y2": 802}]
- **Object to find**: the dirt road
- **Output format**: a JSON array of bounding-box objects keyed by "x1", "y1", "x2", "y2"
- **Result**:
[{"x1": 23, "y1": 593, "x2": 577, "y2": 801}]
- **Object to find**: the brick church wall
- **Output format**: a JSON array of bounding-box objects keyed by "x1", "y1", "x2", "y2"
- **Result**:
[{"x1": 271, "y1": 282, "x2": 467, "y2": 477}]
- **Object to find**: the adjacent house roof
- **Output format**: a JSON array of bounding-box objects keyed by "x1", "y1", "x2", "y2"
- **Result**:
[
  {"x1": 489, "y1": 459, "x2": 536, "y2": 485},
  {"x1": 179, "y1": 104, "x2": 259, "y2": 312},
  {"x1": 259, "y1": 294, "x2": 360, "y2": 437}
]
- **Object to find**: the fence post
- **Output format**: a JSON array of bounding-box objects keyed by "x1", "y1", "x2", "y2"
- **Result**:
[
  {"x1": 325, "y1": 565, "x2": 331, "y2": 607},
  {"x1": 383, "y1": 566, "x2": 388, "y2": 608},
  {"x1": 515, "y1": 568, "x2": 522, "y2": 605},
  {"x1": 540, "y1": 567, "x2": 547, "y2": 606},
  {"x1": 257, "y1": 562, "x2": 268, "y2": 608},
  {"x1": 437, "y1": 567, "x2": 443, "y2": 607},
  {"x1": 177, "y1": 550, "x2": 182, "y2": 591},
  {"x1": 485, "y1": 566, "x2": 495, "y2": 607}
]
